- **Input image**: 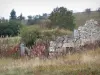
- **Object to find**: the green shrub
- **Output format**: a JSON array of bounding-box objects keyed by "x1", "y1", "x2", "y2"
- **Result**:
[
  {"x1": 0, "y1": 20, "x2": 22, "y2": 36},
  {"x1": 20, "y1": 25, "x2": 71, "y2": 46},
  {"x1": 20, "y1": 26, "x2": 41, "y2": 46},
  {"x1": 49, "y1": 7, "x2": 75, "y2": 31}
]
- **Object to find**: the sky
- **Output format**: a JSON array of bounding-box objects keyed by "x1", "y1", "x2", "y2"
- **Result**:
[{"x1": 0, "y1": 0, "x2": 100, "y2": 19}]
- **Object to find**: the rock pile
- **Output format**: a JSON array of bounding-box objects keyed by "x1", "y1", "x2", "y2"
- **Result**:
[
  {"x1": 75, "y1": 19, "x2": 100, "y2": 45},
  {"x1": 49, "y1": 19, "x2": 100, "y2": 52}
]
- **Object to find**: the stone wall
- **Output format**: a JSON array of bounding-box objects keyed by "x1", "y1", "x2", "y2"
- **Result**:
[
  {"x1": 76, "y1": 19, "x2": 100, "y2": 44},
  {"x1": 49, "y1": 19, "x2": 100, "y2": 53}
]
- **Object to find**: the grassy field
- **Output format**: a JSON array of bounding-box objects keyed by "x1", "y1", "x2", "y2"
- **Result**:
[
  {"x1": 74, "y1": 11, "x2": 100, "y2": 28},
  {"x1": 0, "y1": 36, "x2": 20, "y2": 46},
  {"x1": 0, "y1": 36, "x2": 21, "y2": 57},
  {"x1": 0, "y1": 48, "x2": 100, "y2": 75}
]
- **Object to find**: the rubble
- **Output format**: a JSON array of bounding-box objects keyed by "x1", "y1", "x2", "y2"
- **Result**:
[{"x1": 49, "y1": 19, "x2": 100, "y2": 52}]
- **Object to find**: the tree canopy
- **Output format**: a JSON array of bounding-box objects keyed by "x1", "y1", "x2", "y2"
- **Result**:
[
  {"x1": 10, "y1": 9, "x2": 17, "y2": 20},
  {"x1": 0, "y1": 20, "x2": 22, "y2": 36},
  {"x1": 85, "y1": 8, "x2": 91, "y2": 15},
  {"x1": 0, "y1": 9, "x2": 22, "y2": 37},
  {"x1": 49, "y1": 7, "x2": 75, "y2": 30}
]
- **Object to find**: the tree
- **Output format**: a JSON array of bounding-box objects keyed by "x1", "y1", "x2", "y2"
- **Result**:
[
  {"x1": 97, "y1": 7, "x2": 100, "y2": 17},
  {"x1": 17, "y1": 13, "x2": 25, "y2": 25},
  {"x1": 10, "y1": 9, "x2": 17, "y2": 20},
  {"x1": 42, "y1": 13, "x2": 48, "y2": 19},
  {"x1": 8, "y1": 20, "x2": 22, "y2": 36},
  {"x1": 27, "y1": 15, "x2": 33, "y2": 25},
  {"x1": 17, "y1": 13, "x2": 25, "y2": 21},
  {"x1": 26, "y1": 13, "x2": 49, "y2": 25},
  {"x1": 0, "y1": 17, "x2": 8, "y2": 23},
  {"x1": 0, "y1": 9, "x2": 22, "y2": 36},
  {"x1": 38, "y1": 19, "x2": 51, "y2": 28},
  {"x1": 97, "y1": 7, "x2": 100, "y2": 12},
  {"x1": 0, "y1": 20, "x2": 22, "y2": 36},
  {"x1": 85, "y1": 8, "x2": 91, "y2": 15},
  {"x1": 49, "y1": 7, "x2": 75, "y2": 30}
]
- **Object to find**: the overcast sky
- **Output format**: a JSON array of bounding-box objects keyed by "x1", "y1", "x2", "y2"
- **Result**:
[{"x1": 0, "y1": 0, "x2": 100, "y2": 19}]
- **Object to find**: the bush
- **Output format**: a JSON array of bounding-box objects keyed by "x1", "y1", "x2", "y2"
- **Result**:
[
  {"x1": 0, "y1": 36, "x2": 20, "y2": 57},
  {"x1": 49, "y1": 7, "x2": 75, "y2": 31},
  {"x1": 0, "y1": 20, "x2": 22, "y2": 36},
  {"x1": 20, "y1": 25, "x2": 71, "y2": 47},
  {"x1": 20, "y1": 26, "x2": 41, "y2": 46}
]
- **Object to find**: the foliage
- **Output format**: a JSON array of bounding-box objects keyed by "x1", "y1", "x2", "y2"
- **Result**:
[
  {"x1": 0, "y1": 36, "x2": 20, "y2": 57},
  {"x1": 0, "y1": 48, "x2": 100, "y2": 75},
  {"x1": 0, "y1": 17, "x2": 8, "y2": 23},
  {"x1": 27, "y1": 15, "x2": 33, "y2": 25},
  {"x1": 27, "y1": 13, "x2": 48, "y2": 25},
  {"x1": 49, "y1": 7, "x2": 75, "y2": 30},
  {"x1": 38, "y1": 19, "x2": 51, "y2": 28},
  {"x1": 97, "y1": 7, "x2": 100, "y2": 12},
  {"x1": 73, "y1": 11, "x2": 100, "y2": 27},
  {"x1": 10, "y1": 9, "x2": 17, "y2": 20},
  {"x1": 20, "y1": 25, "x2": 71, "y2": 46},
  {"x1": 0, "y1": 9, "x2": 23, "y2": 36},
  {"x1": 17, "y1": 13, "x2": 25, "y2": 21},
  {"x1": 0, "y1": 20, "x2": 22, "y2": 36},
  {"x1": 20, "y1": 26, "x2": 41, "y2": 46},
  {"x1": 85, "y1": 8, "x2": 91, "y2": 15},
  {"x1": 97, "y1": 7, "x2": 100, "y2": 18}
]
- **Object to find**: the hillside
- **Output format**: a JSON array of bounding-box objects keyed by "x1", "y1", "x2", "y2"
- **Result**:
[{"x1": 73, "y1": 11, "x2": 100, "y2": 27}]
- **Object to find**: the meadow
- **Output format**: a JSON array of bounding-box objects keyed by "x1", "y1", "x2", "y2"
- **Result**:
[
  {"x1": 0, "y1": 37, "x2": 21, "y2": 57},
  {"x1": 74, "y1": 11, "x2": 100, "y2": 27},
  {"x1": 0, "y1": 47, "x2": 100, "y2": 75},
  {"x1": 0, "y1": 11, "x2": 100, "y2": 75}
]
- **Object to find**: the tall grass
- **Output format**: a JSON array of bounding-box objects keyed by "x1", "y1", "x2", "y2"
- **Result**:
[
  {"x1": 74, "y1": 11, "x2": 100, "y2": 28},
  {"x1": 0, "y1": 48, "x2": 100, "y2": 75},
  {"x1": 0, "y1": 36, "x2": 20, "y2": 57}
]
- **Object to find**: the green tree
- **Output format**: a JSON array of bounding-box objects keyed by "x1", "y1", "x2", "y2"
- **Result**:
[
  {"x1": 18, "y1": 13, "x2": 25, "y2": 21},
  {"x1": 85, "y1": 8, "x2": 91, "y2": 15},
  {"x1": 27, "y1": 15, "x2": 33, "y2": 25},
  {"x1": 0, "y1": 17, "x2": 8, "y2": 23},
  {"x1": 0, "y1": 20, "x2": 22, "y2": 36},
  {"x1": 10, "y1": 9, "x2": 17, "y2": 20},
  {"x1": 17, "y1": 13, "x2": 25, "y2": 25},
  {"x1": 97, "y1": 7, "x2": 100, "y2": 17},
  {"x1": 97, "y1": 7, "x2": 100, "y2": 12},
  {"x1": 42, "y1": 13, "x2": 48, "y2": 19},
  {"x1": 38, "y1": 19, "x2": 51, "y2": 28},
  {"x1": 8, "y1": 20, "x2": 22, "y2": 36},
  {"x1": 49, "y1": 7, "x2": 75, "y2": 30}
]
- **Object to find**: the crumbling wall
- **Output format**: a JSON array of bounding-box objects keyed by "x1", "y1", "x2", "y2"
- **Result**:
[{"x1": 49, "y1": 19, "x2": 100, "y2": 54}]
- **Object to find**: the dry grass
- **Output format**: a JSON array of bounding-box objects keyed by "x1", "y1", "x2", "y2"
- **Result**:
[
  {"x1": 74, "y1": 11, "x2": 100, "y2": 28},
  {"x1": 0, "y1": 48, "x2": 100, "y2": 75},
  {"x1": 0, "y1": 36, "x2": 20, "y2": 57}
]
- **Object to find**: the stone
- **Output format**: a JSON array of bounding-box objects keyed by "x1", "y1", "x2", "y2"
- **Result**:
[{"x1": 49, "y1": 19, "x2": 100, "y2": 52}]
